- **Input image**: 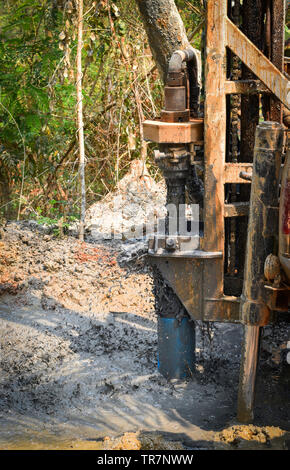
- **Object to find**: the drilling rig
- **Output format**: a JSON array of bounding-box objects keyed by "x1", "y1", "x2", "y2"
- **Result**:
[{"x1": 143, "y1": 0, "x2": 290, "y2": 423}]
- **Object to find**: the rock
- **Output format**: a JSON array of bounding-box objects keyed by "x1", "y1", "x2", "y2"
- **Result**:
[
  {"x1": 118, "y1": 240, "x2": 148, "y2": 265},
  {"x1": 43, "y1": 261, "x2": 59, "y2": 272}
]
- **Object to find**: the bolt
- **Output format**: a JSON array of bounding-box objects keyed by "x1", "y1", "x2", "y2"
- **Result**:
[{"x1": 166, "y1": 238, "x2": 176, "y2": 251}]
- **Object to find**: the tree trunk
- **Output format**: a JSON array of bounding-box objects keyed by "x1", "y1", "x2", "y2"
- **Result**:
[
  {"x1": 76, "y1": 0, "x2": 86, "y2": 241},
  {"x1": 135, "y1": 0, "x2": 190, "y2": 82}
]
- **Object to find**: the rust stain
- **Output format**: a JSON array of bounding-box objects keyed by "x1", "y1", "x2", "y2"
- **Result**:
[{"x1": 75, "y1": 242, "x2": 117, "y2": 266}]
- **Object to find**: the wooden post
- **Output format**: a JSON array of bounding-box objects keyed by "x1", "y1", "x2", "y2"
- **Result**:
[
  {"x1": 203, "y1": 0, "x2": 227, "y2": 299},
  {"x1": 238, "y1": 325, "x2": 261, "y2": 423}
]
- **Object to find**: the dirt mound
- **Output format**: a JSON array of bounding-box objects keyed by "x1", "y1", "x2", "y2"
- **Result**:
[
  {"x1": 102, "y1": 431, "x2": 184, "y2": 450},
  {"x1": 217, "y1": 425, "x2": 285, "y2": 448},
  {"x1": 85, "y1": 159, "x2": 166, "y2": 240},
  {"x1": 0, "y1": 222, "x2": 154, "y2": 315},
  {"x1": 0, "y1": 239, "x2": 20, "y2": 294}
]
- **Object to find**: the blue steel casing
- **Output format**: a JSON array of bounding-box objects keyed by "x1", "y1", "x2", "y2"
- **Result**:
[{"x1": 157, "y1": 316, "x2": 195, "y2": 380}]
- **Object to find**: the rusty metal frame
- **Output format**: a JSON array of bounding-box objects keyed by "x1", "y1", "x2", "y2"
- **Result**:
[
  {"x1": 202, "y1": 1, "x2": 228, "y2": 321},
  {"x1": 224, "y1": 80, "x2": 269, "y2": 95},
  {"x1": 144, "y1": 0, "x2": 288, "y2": 425},
  {"x1": 226, "y1": 18, "x2": 289, "y2": 109},
  {"x1": 203, "y1": 0, "x2": 288, "y2": 423},
  {"x1": 202, "y1": 0, "x2": 289, "y2": 322},
  {"x1": 144, "y1": 1, "x2": 288, "y2": 324}
]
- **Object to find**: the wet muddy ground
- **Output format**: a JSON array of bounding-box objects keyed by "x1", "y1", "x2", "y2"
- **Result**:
[{"x1": 0, "y1": 221, "x2": 289, "y2": 450}]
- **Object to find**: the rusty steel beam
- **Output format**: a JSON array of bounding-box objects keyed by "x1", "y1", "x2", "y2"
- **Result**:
[
  {"x1": 224, "y1": 80, "x2": 269, "y2": 95},
  {"x1": 150, "y1": 256, "x2": 241, "y2": 323},
  {"x1": 227, "y1": 0, "x2": 241, "y2": 278},
  {"x1": 226, "y1": 18, "x2": 290, "y2": 109},
  {"x1": 225, "y1": 202, "x2": 249, "y2": 218},
  {"x1": 204, "y1": 296, "x2": 240, "y2": 322},
  {"x1": 269, "y1": 0, "x2": 285, "y2": 122},
  {"x1": 224, "y1": 163, "x2": 252, "y2": 184},
  {"x1": 239, "y1": 0, "x2": 262, "y2": 166},
  {"x1": 203, "y1": 0, "x2": 228, "y2": 301},
  {"x1": 237, "y1": 0, "x2": 263, "y2": 285},
  {"x1": 204, "y1": 0, "x2": 227, "y2": 253}
]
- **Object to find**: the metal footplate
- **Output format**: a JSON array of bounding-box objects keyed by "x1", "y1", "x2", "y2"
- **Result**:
[{"x1": 148, "y1": 234, "x2": 222, "y2": 259}]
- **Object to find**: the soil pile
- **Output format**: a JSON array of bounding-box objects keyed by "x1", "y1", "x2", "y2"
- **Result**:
[
  {"x1": 102, "y1": 431, "x2": 184, "y2": 450},
  {"x1": 218, "y1": 425, "x2": 285, "y2": 447},
  {"x1": 85, "y1": 160, "x2": 166, "y2": 240}
]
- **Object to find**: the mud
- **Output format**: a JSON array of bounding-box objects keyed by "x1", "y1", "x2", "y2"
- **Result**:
[{"x1": 0, "y1": 221, "x2": 290, "y2": 450}]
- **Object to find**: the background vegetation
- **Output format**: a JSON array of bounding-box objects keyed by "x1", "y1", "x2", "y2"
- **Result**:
[{"x1": 0, "y1": 0, "x2": 204, "y2": 223}]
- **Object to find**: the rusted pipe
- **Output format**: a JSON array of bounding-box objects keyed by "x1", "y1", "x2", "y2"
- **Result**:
[
  {"x1": 239, "y1": 171, "x2": 252, "y2": 181},
  {"x1": 168, "y1": 49, "x2": 192, "y2": 75},
  {"x1": 166, "y1": 46, "x2": 201, "y2": 118},
  {"x1": 239, "y1": 121, "x2": 284, "y2": 327},
  {"x1": 237, "y1": 121, "x2": 284, "y2": 423},
  {"x1": 167, "y1": 47, "x2": 199, "y2": 79}
]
